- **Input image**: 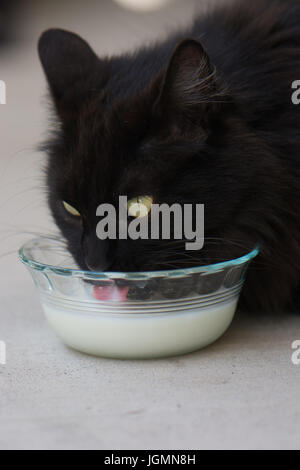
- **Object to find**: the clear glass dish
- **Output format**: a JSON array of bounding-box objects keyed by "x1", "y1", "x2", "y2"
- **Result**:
[{"x1": 19, "y1": 237, "x2": 259, "y2": 359}]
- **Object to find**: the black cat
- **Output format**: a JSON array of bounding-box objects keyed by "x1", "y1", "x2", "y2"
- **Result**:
[{"x1": 38, "y1": 0, "x2": 300, "y2": 311}]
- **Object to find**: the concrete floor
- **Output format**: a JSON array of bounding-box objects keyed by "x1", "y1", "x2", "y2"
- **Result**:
[{"x1": 0, "y1": 0, "x2": 299, "y2": 450}]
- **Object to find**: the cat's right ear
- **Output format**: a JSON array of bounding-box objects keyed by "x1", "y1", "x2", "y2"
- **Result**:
[
  {"x1": 38, "y1": 29, "x2": 101, "y2": 119},
  {"x1": 152, "y1": 39, "x2": 223, "y2": 133}
]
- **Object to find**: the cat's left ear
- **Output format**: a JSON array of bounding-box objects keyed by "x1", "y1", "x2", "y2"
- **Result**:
[
  {"x1": 154, "y1": 39, "x2": 219, "y2": 121},
  {"x1": 38, "y1": 29, "x2": 102, "y2": 119}
]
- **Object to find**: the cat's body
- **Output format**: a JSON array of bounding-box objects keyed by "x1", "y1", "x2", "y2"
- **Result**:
[{"x1": 38, "y1": 0, "x2": 300, "y2": 311}]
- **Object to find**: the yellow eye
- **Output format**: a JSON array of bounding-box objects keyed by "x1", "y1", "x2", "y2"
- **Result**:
[
  {"x1": 62, "y1": 201, "x2": 81, "y2": 217},
  {"x1": 127, "y1": 195, "x2": 153, "y2": 218}
]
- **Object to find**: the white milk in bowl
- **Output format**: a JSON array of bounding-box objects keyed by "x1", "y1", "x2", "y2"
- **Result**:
[{"x1": 41, "y1": 291, "x2": 238, "y2": 359}]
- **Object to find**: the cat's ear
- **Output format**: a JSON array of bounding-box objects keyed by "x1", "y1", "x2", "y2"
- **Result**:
[
  {"x1": 155, "y1": 39, "x2": 218, "y2": 120},
  {"x1": 38, "y1": 29, "x2": 101, "y2": 118}
]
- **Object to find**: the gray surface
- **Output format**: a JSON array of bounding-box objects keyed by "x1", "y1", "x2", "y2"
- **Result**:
[{"x1": 0, "y1": 0, "x2": 299, "y2": 450}]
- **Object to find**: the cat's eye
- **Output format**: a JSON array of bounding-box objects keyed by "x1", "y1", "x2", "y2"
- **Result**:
[
  {"x1": 62, "y1": 201, "x2": 81, "y2": 217},
  {"x1": 127, "y1": 196, "x2": 153, "y2": 218}
]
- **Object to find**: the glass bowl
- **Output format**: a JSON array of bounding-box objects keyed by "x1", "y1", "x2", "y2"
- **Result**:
[{"x1": 19, "y1": 237, "x2": 259, "y2": 359}]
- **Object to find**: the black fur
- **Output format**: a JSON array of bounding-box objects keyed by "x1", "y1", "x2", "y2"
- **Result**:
[{"x1": 38, "y1": 0, "x2": 300, "y2": 311}]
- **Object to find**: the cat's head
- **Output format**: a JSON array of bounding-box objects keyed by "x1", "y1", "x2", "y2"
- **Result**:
[{"x1": 38, "y1": 29, "x2": 268, "y2": 272}]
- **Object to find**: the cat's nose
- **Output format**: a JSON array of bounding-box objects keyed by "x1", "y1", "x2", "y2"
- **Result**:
[
  {"x1": 85, "y1": 252, "x2": 111, "y2": 272},
  {"x1": 85, "y1": 260, "x2": 111, "y2": 272},
  {"x1": 83, "y1": 237, "x2": 113, "y2": 272}
]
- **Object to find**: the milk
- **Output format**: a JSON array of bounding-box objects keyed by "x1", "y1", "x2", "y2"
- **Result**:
[{"x1": 42, "y1": 298, "x2": 238, "y2": 359}]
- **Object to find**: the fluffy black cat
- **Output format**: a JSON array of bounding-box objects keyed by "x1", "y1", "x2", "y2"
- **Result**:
[{"x1": 38, "y1": 0, "x2": 300, "y2": 311}]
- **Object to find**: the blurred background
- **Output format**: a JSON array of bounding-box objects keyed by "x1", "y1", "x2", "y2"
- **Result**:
[{"x1": 0, "y1": 0, "x2": 217, "y2": 289}]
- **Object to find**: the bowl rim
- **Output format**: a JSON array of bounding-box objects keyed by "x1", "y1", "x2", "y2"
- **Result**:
[{"x1": 18, "y1": 236, "x2": 259, "y2": 280}]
